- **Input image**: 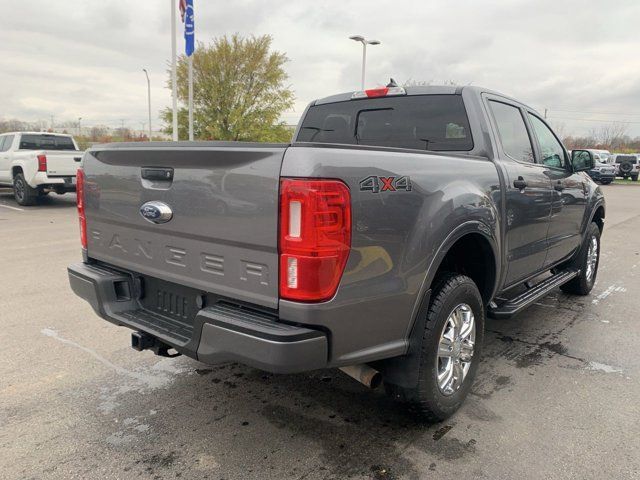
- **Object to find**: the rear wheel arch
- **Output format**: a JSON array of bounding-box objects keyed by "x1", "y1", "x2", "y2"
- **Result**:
[
  {"x1": 372, "y1": 223, "x2": 498, "y2": 392},
  {"x1": 11, "y1": 166, "x2": 23, "y2": 178},
  {"x1": 430, "y1": 231, "x2": 498, "y2": 304},
  {"x1": 589, "y1": 203, "x2": 605, "y2": 234}
]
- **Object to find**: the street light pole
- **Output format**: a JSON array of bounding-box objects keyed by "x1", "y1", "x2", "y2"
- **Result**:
[
  {"x1": 78, "y1": 117, "x2": 82, "y2": 137},
  {"x1": 143, "y1": 68, "x2": 153, "y2": 141},
  {"x1": 349, "y1": 35, "x2": 381, "y2": 90}
]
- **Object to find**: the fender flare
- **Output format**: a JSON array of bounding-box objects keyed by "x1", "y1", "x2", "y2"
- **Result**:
[
  {"x1": 408, "y1": 220, "x2": 500, "y2": 334},
  {"x1": 580, "y1": 199, "x2": 606, "y2": 236},
  {"x1": 11, "y1": 159, "x2": 28, "y2": 177},
  {"x1": 375, "y1": 221, "x2": 500, "y2": 390}
]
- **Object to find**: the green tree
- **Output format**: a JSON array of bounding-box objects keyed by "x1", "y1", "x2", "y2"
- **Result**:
[{"x1": 162, "y1": 34, "x2": 295, "y2": 142}]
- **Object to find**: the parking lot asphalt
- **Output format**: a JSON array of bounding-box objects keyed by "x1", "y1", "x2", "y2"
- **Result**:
[{"x1": 1, "y1": 185, "x2": 639, "y2": 480}]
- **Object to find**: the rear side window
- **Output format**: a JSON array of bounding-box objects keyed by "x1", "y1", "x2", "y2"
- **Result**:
[
  {"x1": 19, "y1": 134, "x2": 77, "y2": 151},
  {"x1": 297, "y1": 95, "x2": 473, "y2": 151},
  {"x1": 488, "y1": 101, "x2": 534, "y2": 163}
]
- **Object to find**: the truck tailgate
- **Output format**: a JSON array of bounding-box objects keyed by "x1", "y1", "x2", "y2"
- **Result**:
[
  {"x1": 83, "y1": 143, "x2": 286, "y2": 309},
  {"x1": 44, "y1": 150, "x2": 82, "y2": 176}
]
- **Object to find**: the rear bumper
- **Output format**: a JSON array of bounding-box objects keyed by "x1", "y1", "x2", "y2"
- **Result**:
[
  {"x1": 31, "y1": 172, "x2": 76, "y2": 187},
  {"x1": 68, "y1": 262, "x2": 328, "y2": 373}
]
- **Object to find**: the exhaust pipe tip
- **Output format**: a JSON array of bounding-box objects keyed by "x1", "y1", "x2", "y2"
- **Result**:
[{"x1": 339, "y1": 364, "x2": 382, "y2": 389}]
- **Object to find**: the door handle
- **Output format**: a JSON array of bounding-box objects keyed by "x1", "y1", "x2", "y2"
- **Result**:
[
  {"x1": 141, "y1": 167, "x2": 174, "y2": 181},
  {"x1": 554, "y1": 181, "x2": 564, "y2": 192},
  {"x1": 513, "y1": 176, "x2": 527, "y2": 190}
]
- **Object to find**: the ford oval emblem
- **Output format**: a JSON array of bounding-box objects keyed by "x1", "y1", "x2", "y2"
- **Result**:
[{"x1": 139, "y1": 201, "x2": 173, "y2": 224}]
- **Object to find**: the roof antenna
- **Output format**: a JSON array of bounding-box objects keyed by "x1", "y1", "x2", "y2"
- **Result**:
[{"x1": 386, "y1": 78, "x2": 398, "y2": 88}]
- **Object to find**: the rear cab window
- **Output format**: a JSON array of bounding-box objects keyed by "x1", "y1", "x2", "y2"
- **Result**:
[
  {"x1": 19, "y1": 134, "x2": 77, "y2": 151},
  {"x1": 297, "y1": 95, "x2": 474, "y2": 152}
]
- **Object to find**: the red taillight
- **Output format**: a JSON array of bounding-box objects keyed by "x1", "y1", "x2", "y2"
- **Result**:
[
  {"x1": 76, "y1": 168, "x2": 87, "y2": 249},
  {"x1": 37, "y1": 154, "x2": 47, "y2": 172},
  {"x1": 279, "y1": 179, "x2": 351, "y2": 302}
]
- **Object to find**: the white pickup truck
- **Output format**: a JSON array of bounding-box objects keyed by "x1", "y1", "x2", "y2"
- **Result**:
[{"x1": 0, "y1": 132, "x2": 82, "y2": 205}]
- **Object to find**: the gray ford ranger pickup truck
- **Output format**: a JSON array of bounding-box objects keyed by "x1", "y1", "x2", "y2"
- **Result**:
[{"x1": 68, "y1": 85, "x2": 604, "y2": 420}]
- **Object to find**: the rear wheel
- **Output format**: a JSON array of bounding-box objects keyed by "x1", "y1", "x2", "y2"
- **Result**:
[
  {"x1": 632, "y1": 174, "x2": 639, "y2": 182},
  {"x1": 560, "y1": 222, "x2": 600, "y2": 295},
  {"x1": 385, "y1": 273, "x2": 484, "y2": 421},
  {"x1": 600, "y1": 179, "x2": 612, "y2": 185},
  {"x1": 13, "y1": 173, "x2": 39, "y2": 206}
]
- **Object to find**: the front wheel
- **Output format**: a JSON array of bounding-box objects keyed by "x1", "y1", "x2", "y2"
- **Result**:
[
  {"x1": 385, "y1": 273, "x2": 484, "y2": 421},
  {"x1": 600, "y1": 179, "x2": 612, "y2": 185},
  {"x1": 560, "y1": 222, "x2": 600, "y2": 295}
]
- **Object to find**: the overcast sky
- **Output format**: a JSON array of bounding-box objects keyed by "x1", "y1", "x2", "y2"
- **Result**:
[{"x1": 1, "y1": 0, "x2": 640, "y2": 136}]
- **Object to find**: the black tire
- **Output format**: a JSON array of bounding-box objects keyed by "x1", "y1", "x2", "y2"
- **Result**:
[
  {"x1": 632, "y1": 174, "x2": 639, "y2": 182},
  {"x1": 560, "y1": 222, "x2": 600, "y2": 295},
  {"x1": 619, "y1": 161, "x2": 633, "y2": 175},
  {"x1": 13, "y1": 173, "x2": 39, "y2": 206},
  {"x1": 600, "y1": 179, "x2": 612, "y2": 185},
  {"x1": 385, "y1": 273, "x2": 484, "y2": 422}
]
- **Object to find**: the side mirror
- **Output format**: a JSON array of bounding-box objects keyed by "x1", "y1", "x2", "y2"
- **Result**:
[{"x1": 571, "y1": 150, "x2": 594, "y2": 172}]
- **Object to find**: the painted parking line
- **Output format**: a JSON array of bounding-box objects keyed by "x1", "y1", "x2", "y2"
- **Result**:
[{"x1": 0, "y1": 203, "x2": 24, "y2": 211}]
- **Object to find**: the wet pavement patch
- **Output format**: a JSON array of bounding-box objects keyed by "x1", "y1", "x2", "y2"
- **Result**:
[
  {"x1": 260, "y1": 403, "x2": 420, "y2": 479},
  {"x1": 433, "y1": 425, "x2": 452, "y2": 441}
]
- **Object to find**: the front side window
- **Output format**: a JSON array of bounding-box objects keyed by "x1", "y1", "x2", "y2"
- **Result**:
[
  {"x1": 488, "y1": 101, "x2": 534, "y2": 163},
  {"x1": 528, "y1": 114, "x2": 566, "y2": 169}
]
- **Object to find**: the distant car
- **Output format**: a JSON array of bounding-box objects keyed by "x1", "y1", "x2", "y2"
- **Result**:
[
  {"x1": 0, "y1": 132, "x2": 82, "y2": 205},
  {"x1": 610, "y1": 154, "x2": 640, "y2": 181},
  {"x1": 582, "y1": 149, "x2": 612, "y2": 165},
  {"x1": 595, "y1": 150, "x2": 612, "y2": 164},
  {"x1": 588, "y1": 161, "x2": 616, "y2": 184}
]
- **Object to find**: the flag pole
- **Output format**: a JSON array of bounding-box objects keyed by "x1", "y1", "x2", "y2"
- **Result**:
[
  {"x1": 171, "y1": 0, "x2": 178, "y2": 141},
  {"x1": 188, "y1": 56, "x2": 193, "y2": 141}
]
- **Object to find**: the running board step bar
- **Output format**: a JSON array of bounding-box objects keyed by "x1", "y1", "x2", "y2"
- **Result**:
[{"x1": 488, "y1": 268, "x2": 580, "y2": 319}]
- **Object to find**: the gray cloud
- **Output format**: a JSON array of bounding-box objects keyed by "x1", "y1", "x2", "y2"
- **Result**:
[{"x1": 1, "y1": 0, "x2": 639, "y2": 136}]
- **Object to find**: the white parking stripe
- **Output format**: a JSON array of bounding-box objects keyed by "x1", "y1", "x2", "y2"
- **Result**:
[{"x1": 0, "y1": 203, "x2": 24, "y2": 211}]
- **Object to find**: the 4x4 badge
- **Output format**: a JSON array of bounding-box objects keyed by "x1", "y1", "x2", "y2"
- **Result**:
[{"x1": 359, "y1": 175, "x2": 412, "y2": 193}]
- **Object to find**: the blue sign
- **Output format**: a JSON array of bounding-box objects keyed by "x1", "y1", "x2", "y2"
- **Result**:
[{"x1": 184, "y1": 0, "x2": 195, "y2": 56}]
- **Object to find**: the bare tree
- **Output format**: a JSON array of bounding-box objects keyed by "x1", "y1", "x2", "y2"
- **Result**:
[
  {"x1": 587, "y1": 123, "x2": 629, "y2": 150},
  {"x1": 549, "y1": 121, "x2": 567, "y2": 140},
  {"x1": 89, "y1": 126, "x2": 108, "y2": 142}
]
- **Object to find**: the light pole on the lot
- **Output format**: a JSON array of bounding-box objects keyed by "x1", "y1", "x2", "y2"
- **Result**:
[
  {"x1": 143, "y1": 69, "x2": 153, "y2": 141},
  {"x1": 349, "y1": 35, "x2": 381, "y2": 90},
  {"x1": 78, "y1": 117, "x2": 82, "y2": 136}
]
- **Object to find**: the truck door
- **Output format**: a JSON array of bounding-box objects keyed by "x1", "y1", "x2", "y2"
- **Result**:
[
  {"x1": 0, "y1": 135, "x2": 14, "y2": 182},
  {"x1": 486, "y1": 99, "x2": 553, "y2": 286},
  {"x1": 526, "y1": 113, "x2": 587, "y2": 267}
]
